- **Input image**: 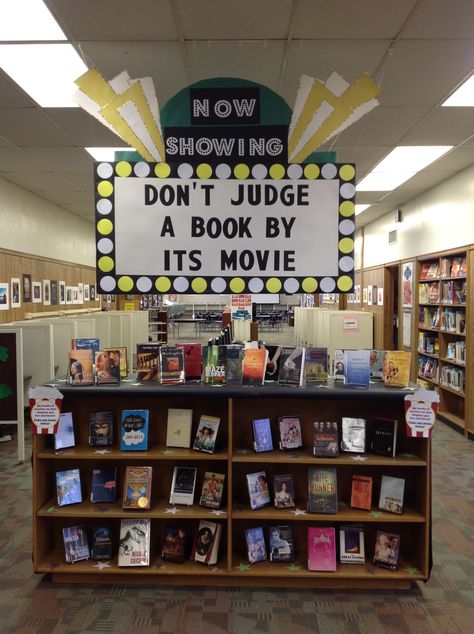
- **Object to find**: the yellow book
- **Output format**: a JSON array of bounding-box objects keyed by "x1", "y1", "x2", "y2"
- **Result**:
[{"x1": 382, "y1": 351, "x2": 412, "y2": 388}]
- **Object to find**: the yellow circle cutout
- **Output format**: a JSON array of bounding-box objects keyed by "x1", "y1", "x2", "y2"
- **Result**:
[
  {"x1": 339, "y1": 165, "x2": 355, "y2": 181},
  {"x1": 269, "y1": 164, "x2": 286, "y2": 180},
  {"x1": 234, "y1": 164, "x2": 250, "y2": 180},
  {"x1": 339, "y1": 201, "x2": 355, "y2": 217},
  {"x1": 339, "y1": 238, "x2": 354, "y2": 254},
  {"x1": 304, "y1": 164, "x2": 320, "y2": 180},
  {"x1": 98, "y1": 256, "x2": 114, "y2": 273},
  {"x1": 302, "y1": 277, "x2": 318, "y2": 293},
  {"x1": 155, "y1": 163, "x2": 171, "y2": 178},
  {"x1": 117, "y1": 276, "x2": 134, "y2": 292},
  {"x1": 97, "y1": 181, "x2": 113, "y2": 197},
  {"x1": 191, "y1": 277, "x2": 207, "y2": 293},
  {"x1": 266, "y1": 277, "x2": 282, "y2": 293},
  {"x1": 196, "y1": 163, "x2": 213, "y2": 179},
  {"x1": 115, "y1": 161, "x2": 132, "y2": 177},
  {"x1": 155, "y1": 276, "x2": 171, "y2": 292},
  {"x1": 97, "y1": 219, "x2": 113, "y2": 235},
  {"x1": 337, "y1": 276, "x2": 353, "y2": 292},
  {"x1": 229, "y1": 277, "x2": 245, "y2": 293}
]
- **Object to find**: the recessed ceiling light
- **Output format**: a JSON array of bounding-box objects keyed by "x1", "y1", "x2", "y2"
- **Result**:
[
  {"x1": 0, "y1": 0, "x2": 66, "y2": 41},
  {"x1": 442, "y1": 73, "x2": 474, "y2": 106},
  {"x1": 355, "y1": 204, "x2": 370, "y2": 215},
  {"x1": 85, "y1": 148, "x2": 135, "y2": 161}
]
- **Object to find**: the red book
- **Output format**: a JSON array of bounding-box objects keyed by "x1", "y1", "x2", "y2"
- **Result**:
[
  {"x1": 178, "y1": 343, "x2": 202, "y2": 382},
  {"x1": 308, "y1": 527, "x2": 336, "y2": 571},
  {"x1": 350, "y1": 474, "x2": 373, "y2": 511}
]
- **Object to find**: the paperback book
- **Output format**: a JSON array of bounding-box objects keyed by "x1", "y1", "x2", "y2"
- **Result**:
[
  {"x1": 269, "y1": 525, "x2": 294, "y2": 562},
  {"x1": 54, "y1": 412, "x2": 75, "y2": 450},
  {"x1": 192, "y1": 520, "x2": 222, "y2": 565},
  {"x1": 308, "y1": 467, "x2": 338, "y2": 514},
  {"x1": 245, "y1": 526, "x2": 267, "y2": 564},
  {"x1": 202, "y1": 345, "x2": 227, "y2": 385},
  {"x1": 252, "y1": 417, "x2": 273, "y2": 452},
  {"x1": 90, "y1": 466, "x2": 117, "y2": 503},
  {"x1": 369, "y1": 349, "x2": 384, "y2": 381},
  {"x1": 273, "y1": 474, "x2": 295, "y2": 508},
  {"x1": 343, "y1": 349, "x2": 370, "y2": 388},
  {"x1": 199, "y1": 471, "x2": 225, "y2": 509},
  {"x1": 371, "y1": 418, "x2": 398, "y2": 457},
  {"x1": 278, "y1": 346, "x2": 305, "y2": 386},
  {"x1": 339, "y1": 524, "x2": 365, "y2": 564},
  {"x1": 160, "y1": 346, "x2": 185, "y2": 384},
  {"x1": 350, "y1": 474, "x2": 373, "y2": 511},
  {"x1": 374, "y1": 530, "x2": 400, "y2": 570},
  {"x1": 264, "y1": 344, "x2": 282, "y2": 381},
  {"x1": 94, "y1": 350, "x2": 120, "y2": 385},
  {"x1": 333, "y1": 349, "x2": 345, "y2": 381},
  {"x1": 341, "y1": 417, "x2": 366, "y2": 453},
  {"x1": 121, "y1": 409, "x2": 149, "y2": 451},
  {"x1": 122, "y1": 466, "x2": 152, "y2": 510},
  {"x1": 178, "y1": 343, "x2": 202, "y2": 382},
  {"x1": 193, "y1": 415, "x2": 220, "y2": 453},
  {"x1": 136, "y1": 343, "x2": 160, "y2": 382},
  {"x1": 162, "y1": 526, "x2": 187, "y2": 563},
  {"x1": 91, "y1": 526, "x2": 113, "y2": 560},
  {"x1": 166, "y1": 408, "x2": 193, "y2": 448},
  {"x1": 303, "y1": 347, "x2": 328, "y2": 384},
  {"x1": 169, "y1": 466, "x2": 197, "y2": 505},
  {"x1": 246, "y1": 470, "x2": 271, "y2": 510},
  {"x1": 62, "y1": 525, "x2": 90, "y2": 563},
  {"x1": 313, "y1": 421, "x2": 339, "y2": 457},
  {"x1": 118, "y1": 519, "x2": 151, "y2": 566},
  {"x1": 382, "y1": 350, "x2": 412, "y2": 387},
  {"x1": 241, "y1": 347, "x2": 268, "y2": 386},
  {"x1": 225, "y1": 344, "x2": 243, "y2": 382},
  {"x1": 88, "y1": 411, "x2": 114, "y2": 446},
  {"x1": 278, "y1": 416, "x2": 303, "y2": 450},
  {"x1": 104, "y1": 346, "x2": 128, "y2": 378},
  {"x1": 56, "y1": 468, "x2": 82, "y2": 507},
  {"x1": 378, "y1": 475, "x2": 405, "y2": 514},
  {"x1": 308, "y1": 527, "x2": 337, "y2": 571},
  {"x1": 71, "y1": 338, "x2": 100, "y2": 351},
  {"x1": 68, "y1": 349, "x2": 94, "y2": 385}
]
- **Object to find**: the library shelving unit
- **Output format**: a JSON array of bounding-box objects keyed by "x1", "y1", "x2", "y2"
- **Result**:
[
  {"x1": 33, "y1": 381, "x2": 431, "y2": 589},
  {"x1": 417, "y1": 250, "x2": 469, "y2": 434},
  {"x1": 148, "y1": 309, "x2": 168, "y2": 343}
]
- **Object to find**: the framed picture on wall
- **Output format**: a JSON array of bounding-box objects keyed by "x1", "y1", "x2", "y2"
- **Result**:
[
  {"x1": 363, "y1": 288, "x2": 368, "y2": 303},
  {"x1": 367, "y1": 285, "x2": 373, "y2": 305},
  {"x1": 23, "y1": 274, "x2": 32, "y2": 302},
  {"x1": 84, "y1": 284, "x2": 90, "y2": 301},
  {"x1": 32, "y1": 281, "x2": 42, "y2": 304},
  {"x1": 78, "y1": 283, "x2": 84, "y2": 304},
  {"x1": 0, "y1": 282, "x2": 9, "y2": 310},
  {"x1": 90, "y1": 285, "x2": 96, "y2": 301},
  {"x1": 402, "y1": 262, "x2": 414, "y2": 308},
  {"x1": 59, "y1": 281, "x2": 66, "y2": 305},
  {"x1": 11, "y1": 278, "x2": 21, "y2": 308},
  {"x1": 377, "y1": 287, "x2": 384, "y2": 306},
  {"x1": 66, "y1": 286, "x2": 72, "y2": 305},
  {"x1": 43, "y1": 280, "x2": 51, "y2": 306},
  {"x1": 50, "y1": 280, "x2": 58, "y2": 305},
  {"x1": 72, "y1": 287, "x2": 79, "y2": 304}
]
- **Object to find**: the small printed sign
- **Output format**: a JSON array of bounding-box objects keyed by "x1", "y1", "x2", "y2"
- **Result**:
[
  {"x1": 29, "y1": 386, "x2": 63, "y2": 435},
  {"x1": 404, "y1": 389, "x2": 440, "y2": 438}
]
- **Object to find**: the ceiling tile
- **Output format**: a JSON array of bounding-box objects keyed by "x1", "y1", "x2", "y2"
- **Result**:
[
  {"x1": 45, "y1": 108, "x2": 127, "y2": 147},
  {"x1": 399, "y1": 108, "x2": 474, "y2": 145},
  {"x1": 0, "y1": 148, "x2": 43, "y2": 171},
  {"x1": 0, "y1": 70, "x2": 36, "y2": 107},
  {"x1": 4, "y1": 172, "x2": 82, "y2": 192},
  {"x1": 402, "y1": 0, "x2": 474, "y2": 39},
  {"x1": 20, "y1": 147, "x2": 93, "y2": 172},
  {"x1": 0, "y1": 108, "x2": 76, "y2": 146}
]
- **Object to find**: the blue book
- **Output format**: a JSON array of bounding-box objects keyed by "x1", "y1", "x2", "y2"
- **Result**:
[
  {"x1": 121, "y1": 410, "x2": 149, "y2": 451},
  {"x1": 72, "y1": 338, "x2": 100, "y2": 351},
  {"x1": 62, "y1": 525, "x2": 90, "y2": 563},
  {"x1": 245, "y1": 526, "x2": 267, "y2": 564},
  {"x1": 252, "y1": 418, "x2": 273, "y2": 452},
  {"x1": 343, "y1": 350, "x2": 370, "y2": 388},
  {"x1": 56, "y1": 468, "x2": 82, "y2": 506},
  {"x1": 54, "y1": 412, "x2": 75, "y2": 450},
  {"x1": 90, "y1": 466, "x2": 117, "y2": 503}
]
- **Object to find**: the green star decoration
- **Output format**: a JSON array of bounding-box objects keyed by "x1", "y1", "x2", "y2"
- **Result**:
[
  {"x1": 370, "y1": 511, "x2": 383, "y2": 517},
  {"x1": 161, "y1": 449, "x2": 176, "y2": 455},
  {"x1": 0, "y1": 384, "x2": 13, "y2": 400},
  {"x1": 47, "y1": 506, "x2": 57, "y2": 513},
  {"x1": 288, "y1": 563, "x2": 301, "y2": 572},
  {"x1": 236, "y1": 563, "x2": 250, "y2": 572},
  {"x1": 405, "y1": 566, "x2": 419, "y2": 575},
  {"x1": 0, "y1": 346, "x2": 9, "y2": 362}
]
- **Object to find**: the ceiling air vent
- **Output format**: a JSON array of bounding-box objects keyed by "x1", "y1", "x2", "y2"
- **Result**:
[{"x1": 388, "y1": 229, "x2": 397, "y2": 245}]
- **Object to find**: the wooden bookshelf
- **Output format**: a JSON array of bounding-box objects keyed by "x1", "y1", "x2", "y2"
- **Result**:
[
  {"x1": 148, "y1": 309, "x2": 168, "y2": 343},
  {"x1": 33, "y1": 382, "x2": 431, "y2": 588}
]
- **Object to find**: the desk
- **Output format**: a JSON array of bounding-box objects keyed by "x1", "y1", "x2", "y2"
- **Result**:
[{"x1": 169, "y1": 318, "x2": 206, "y2": 338}]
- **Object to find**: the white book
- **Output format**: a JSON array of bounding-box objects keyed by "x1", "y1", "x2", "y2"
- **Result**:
[
  {"x1": 118, "y1": 519, "x2": 150, "y2": 567},
  {"x1": 169, "y1": 466, "x2": 197, "y2": 505},
  {"x1": 166, "y1": 408, "x2": 193, "y2": 448}
]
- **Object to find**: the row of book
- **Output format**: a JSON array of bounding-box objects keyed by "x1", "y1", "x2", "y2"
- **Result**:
[
  {"x1": 439, "y1": 366, "x2": 465, "y2": 392},
  {"x1": 441, "y1": 308, "x2": 465, "y2": 333},
  {"x1": 419, "y1": 280, "x2": 466, "y2": 305},
  {"x1": 446, "y1": 341, "x2": 465, "y2": 363},
  {"x1": 418, "y1": 356, "x2": 439, "y2": 381},
  {"x1": 420, "y1": 256, "x2": 467, "y2": 280},
  {"x1": 417, "y1": 333, "x2": 438, "y2": 355}
]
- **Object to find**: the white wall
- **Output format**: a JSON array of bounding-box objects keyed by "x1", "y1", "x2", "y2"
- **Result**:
[
  {"x1": 0, "y1": 177, "x2": 95, "y2": 266},
  {"x1": 362, "y1": 165, "x2": 474, "y2": 268}
]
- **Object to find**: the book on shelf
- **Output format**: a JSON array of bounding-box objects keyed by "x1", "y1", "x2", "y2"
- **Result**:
[
  {"x1": 71, "y1": 338, "x2": 100, "y2": 351},
  {"x1": 225, "y1": 344, "x2": 243, "y2": 382},
  {"x1": 269, "y1": 525, "x2": 294, "y2": 563},
  {"x1": 333, "y1": 348, "x2": 345, "y2": 380},
  {"x1": 245, "y1": 526, "x2": 267, "y2": 564},
  {"x1": 159, "y1": 346, "x2": 185, "y2": 384},
  {"x1": 94, "y1": 350, "x2": 121, "y2": 385},
  {"x1": 263, "y1": 344, "x2": 282, "y2": 381},
  {"x1": 169, "y1": 466, "x2": 197, "y2": 505},
  {"x1": 313, "y1": 421, "x2": 339, "y2": 457},
  {"x1": 166, "y1": 408, "x2": 193, "y2": 448},
  {"x1": 162, "y1": 526, "x2": 187, "y2": 563},
  {"x1": 278, "y1": 416, "x2": 303, "y2": 450},
  {"x1": 241, "y1": 347, "x2": 268, "y2": 386},
  {"x1": 136, "y1": 343, "x2": 160, "y2": 382},
  {"x1": 382, "y1": 351, "x2": 411, "y2": 387},
  {"x1": 339, "y1": 525, "x2": 365, "y2": 564},
  {"x1": 418, "y1": 355, "x2": 439, "y2": 381},
  {"x1": 202, "y1": 345, "x2": 227, "y2": 385},
  {"x1": 450, "y1": 257, "x2": 462, "y2": 277},
  {"x1": 192, "y1": 520, "x2": 222, "y2": 565},
  {"x1": 54, "y1": 412, "x2": 75, "y2": 450},
  {"x1": 440, "y1": 365, "x2": 465, "y2": 392},
  {"x1": 246, "y1": 470, "x2": 271, "y2": 510},
  {"x1": 104, "y1": 346, "x2": 128, "y2": 378},
  {"x1": 56, "y1": 468, "x2": 82, "y2": 506},
  {"x1": 303, "y1": 347, "x2": 328, "y2": 384},
  {"x1": 369, "y1": 349, "x2": 384, "y2": 381},
  {"x1": 91, "y1": 526, "x2": 113, "y2": 560},
  {"x1": 371, "y1": 418, "x2": 398, "y2": 457},
  {"x1": 343, "y1": 349, "x2": 370, "y2": 388},
  {"x1": 350, "y1": 474, "x2": 373, "y2": 511},
  {"x1": 252, "y1": 417, "x2": 273, "y2": 452},
  {"x1": 118, "y1": 519, "x2": 151, "y2": 567},
  {"x1": 373, "y1": 530, "x2": 400, "y2": 570},
  {"x1": 425, "y1": 262, "x2": 439, "y2": 279},
  {"x1": 90, "y1": 466, "x2": 117, "y2": 503},
  {"x1": 278, "y1": 346, "x2": 305, "y2": 386},
  {"x1": 193, "y1": 414, "x2": 220, "y2": 453},
  {"x1": 62, "y1": 525, "x2": 90, "y2": 564},
  {"x1": 308, "y1": 467, "x2": 338, "y2": 514},
  {"x1": 68, "y1": 349, "x2": 94, "y2": 385},
  {"x1": 199, "y1": 471, "x2": 225, "y2": 509},
  {"x1": 120, "y1": 409, "x2": 149, "y2": 451},
  {"x1": 273, "y1": 473, "x2": 296, "y2": 508},
  {"x1": 378, "y1": 474, "x2": 405, "y2": 514},
  {"x1": 341, "y1": 417, "x2": 366, "y2": 453},
  {"x1": 178, "y1": 343, "x2": 202, "y2": 382},
  {"x1": 419, "y1": 262, "x2": 432, "y2": 280},
  {"x1": 460, "y1": 256, "x2": 467, "y2": 276},
  {"x1": 88, "y1": 411, "x2": 114, "y2": 446},
  {"x1": 307, "y1": 527, "x2": 337, "y2": 571},
  {"x1": 122, "y1": 466, "x2": 152, "y2": 510}
]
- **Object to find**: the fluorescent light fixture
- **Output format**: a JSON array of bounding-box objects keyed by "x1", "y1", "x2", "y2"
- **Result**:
[
  {"x1": 85, "y1": 147, "x2": 135, "y2": 161},
  {"x1": 357, "y1": 146, "x2": 452, "y2": 191},
  {"x1": 0, "y1": 0, "x2": 66, "y2": 41},
  {"x1": 355, "y1": 204, "x2": 370, "y2": 215},
  {"x1": 442, "y1": 73, "x2": 474, "y2": 106},
  {"x1": 0, "y1": 43, "x2": 88, "y2": 107}
]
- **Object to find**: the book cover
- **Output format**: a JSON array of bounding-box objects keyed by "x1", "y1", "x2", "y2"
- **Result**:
[
  {"x1": 308, "y1": 467, "x2": 338, "y2": 514},
  {"x1": 304, "y1": 347, "x2": 328, "y2": 384},
  {"x1": 91, "y1": 526, "x2": 113, "y2": 560},
  {"x1": 68, "y1": 349, "x2": 94, "y2": 385},
  {"x1": 419, "y1": 262, "x2": 431, "y2": 280},
  {"x1": 333, "y1": 349, "x2": 345, "y2": 380},
  {"x1": 225, "y1": 344, "x2": 243, "y2": 382},
  {"x1": 339, "y1": 524, "x2": 365, "y2": 564},
  {"x1": 162, "y1": 526, "x2": 187, "y2": 563},
  {"x1": 193, "y1": 415, "x2": 220, "y2": 453},
  {"x1": 343, "y1": 349, "x2": 370, "y2": 388},
  {"x1": 252, "y1": 417, "x2": 273, "y2": 452},
  {"x1": 264, "y1": 344, "x2": 282, "y2": 381},
  {"x1": 369, "y1": 349, "x2": 384, "y2": 381},
  {"x1": 278, "y1": 346, "x2": 305, "y2": 386},
  {"x1": 121, "y1": 409, "x2": 149, "y2": 451},
  {"x1": 169, "y1": 466, "x2": 197, "y2": 505},
  {"x1": 178, "y1": 343, "x2": 202, "y2": 382},
  {"x1": 62, "y1": 525, "x2": 90, "y2": 563},
  {"x1": 246, "y1": 470, "x2": 271, "y2": 510},
  {"x1": 118, "y1": 519, "x2": 151, "y2": 566},
  {"x1": 136, "y1": 343, "x2": 160, "y2": 382},
  {"x1": 242, "y1": 348, "x2": 268, "y2": 386},
  {"x1": 341, "y1": 417, "x2": 366, "y2": 453},
  {"x1": 104, "y1": 346, "x2": 128, "y2": 378},
  {"x1": 192, "y1": 520, "x2": 222, "y2": 565},
  {"x1": 374, "y1": 530, "x2": 400, "y2": 570},
  {"x1": 54, "y1": 411, "x2": 75, "y2": 450},
  {"x1": 245, "y1": 526, "x2": 267, "y2": 564},
  {"x1": 71, "y1": 338, "x2": 100, "y2": 351},
  {"x1": 199, "y1": 471, "x2": 225, "y2": 509},
  {"x1": 313, "y1": 421, "x2": 339, "y2": 457},
  {"x1": 122, "y1": 466, "x2": 152, "y2": 510},
  {"x1": 269, "y1": 525, "x2": 294, "y2": 563},
  {"x1": 95, "y1": 350, "x2": 121, "y2": 385},
  {"x1": 371, "y1": 418, "x2": 398, "y2": 457},
  {"x1": 382, "y1": 351, "x2": 412, "y2": 387},
  {"x1": 378, "y1": 475, "x2": 405, "y2": 514},
  {"x1": 350, "y1": 474, "x2": 373, "y2": 511},
  {"x1": 278, "y1": 416, "x2": 303, "y2": 450},
  {"x1": 166, "y1": 408, "x2": 193, "y2": 448},
  {"x1": 56, "y1": 468, "x2": 82, "y2": 506},
  {"x1": 88, "y1": 411, "x2": 114, "y2": 446},
  {"x1": 273, "y1": 474, "x2": 295, "y2": 508},
  {"x1": 202, "y1": 345, "x2": 227, "y2": 385},
  {"x1": 90, "y1": 466, "x2": 117, "y2": 503},
  {"x1": 160, "y1": 346, "x2": 185, "y2": 384},
  {"x1": 307, "y1": 527, "x2": 337, "y2": 571}
]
